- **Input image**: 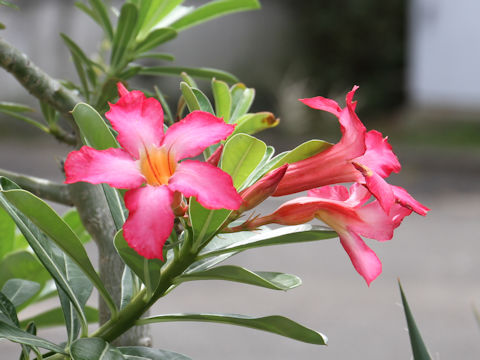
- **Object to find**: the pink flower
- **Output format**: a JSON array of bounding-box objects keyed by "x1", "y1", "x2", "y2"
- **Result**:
[
  {"x1": 246, "y1": 184, "x2": 420, "y2": 285},
  {"x1": 273, "y1": 86, "x2": 402, "y2": 212},
  {"x1": 65, "y1": 83, "x2": 242, "y2": 259}
]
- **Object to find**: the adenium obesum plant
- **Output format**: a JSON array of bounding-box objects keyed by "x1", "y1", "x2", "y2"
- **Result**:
[{"x1": 66, "y1": 83, "x2": 428, "y2": 286}]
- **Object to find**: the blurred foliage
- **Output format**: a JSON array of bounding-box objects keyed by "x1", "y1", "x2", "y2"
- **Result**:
[{"x1": 285, "y1": 0, "x2": 406, "y2": 117}]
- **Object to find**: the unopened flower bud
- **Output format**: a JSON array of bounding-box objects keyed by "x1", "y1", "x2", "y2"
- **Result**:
[
  {"x1": 238, "y1": 164, "x2": 288, "y2": 213},
  {"x1": 206, "y1": 145, "x2": 223, "y2": 167}
]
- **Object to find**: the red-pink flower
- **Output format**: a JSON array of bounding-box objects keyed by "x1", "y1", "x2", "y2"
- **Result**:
[
  {"x1": 247, "y1": 184, "x2": 420, "y2": 285},
  {"x1": 273, "y1": 86, "x2": 402, "y2": 212},
  {"x1": 65, "y1": 83, "x2": 242, "y2": 259}
]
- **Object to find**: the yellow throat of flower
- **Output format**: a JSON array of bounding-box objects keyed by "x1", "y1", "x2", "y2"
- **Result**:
[{"x1": 140, "y1": 147, "x2": 176, "y2": 186}]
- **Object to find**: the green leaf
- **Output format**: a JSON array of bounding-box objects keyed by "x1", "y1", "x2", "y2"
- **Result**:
[
  {"x1": 212, "y1": 79, "x2": 231, "y2": 122},
  {"x1": 0, "y1": 317, "x2": 65, "y2": 353},
  {"x1": 140, "y1": 66, "x2": 238, "y2": 83},
  {"x1": 120, "y1": 266, "x2": 137, "y2": 310},
  {"x1": 135, "y1": 52, "x2": 175, "y2": 61},
  {"x1": 221, "y1": 134, "x2": 266, "y2": 189},
  {"x1": 70, "y1": 337, "x2": 125, "y2": 360},
  {"x1": 230, "y1": 87, "x2": 255, "y2": 123},
  {"x1": 111, "y1": 3, "x2": 138, "y2": 69},
  {"x1": 72, "y1": 103, "x2": 118, "y2": 150},
  {"x1": 0, "y1": 102, "x2": 34, "y2": 113},
  {"x1": 192, "y1": 88, "x2": 214, "y2": 114},
  {"x1": 137, "y1": 0, "x2": 184, "y2": 39},
  {"x1": 63, "y1": 210, "x2": 91, "y2": 244},
  {"x1": 1, "y1": 188, "x2": 116, "y2": 317},
  {"x1": 267, "y1": 139, "x2": 332, "y2": 171},
  {"x1": 232, "y1": 112, "x2": 279, "y2": 136},
  {"x1": 1, "y1": 279, "x2": 41, "y2": 308},
  {"x1": 199, "y1": 225, "x2": 337, "y2": 259},
  {"x1": 139, "y1": 313, "x2": 326, "y2": 345},
  {"x1": 0, "y1": 179, "x2": 93, "y2": 335},
  {"x1": 176, "y1": 265, "x2": 301, "y2": 291},
  {"x1": 88, "y1": 0, "x2": 114, "y2": 40},
  {"x1": 189, "y1": 198, "x2": 231, "y2": 249},
  {"x1": 0, "y1": 251, "x2": 50, "y2": 290},
  {"x1": 134, "y1": 27, "x2": 177, "y2": 54},
  {"x1": 398, "y1": 281, "x2": 432, "y2": 360},
  {"x1": 0, "y1": 1, "x2": 18, "y2": 10},
  {"x1": 114, "y1": 230, "x2": 163, "y2": 292},
  {"x1": 0, "y1": 291, "x2": 19, "y2": 325},
  {"x1": 241, "y1": 145, "x2": 275, "y2": 188},
  {"x1": 171, "y1": 0, "x2": 260, "y2": 31},
  {"x1": 180, "y1": 82, "x2": 200, "y2": 112},
  {"x1": 57, "y1": 253, "x2": 93, "y2": 342},
  {"x1": 0, "y1": 205, "x2": 15, "y2": 260},
  {"x1": 118, "y1": 346, "x2": 191, "y2": 360},
  {"x1": 71, "y1": 103, "x2": 127, "y2": 231},
  {"x1": 19, "y1": 306, "x2": 98, "y2": 329}
]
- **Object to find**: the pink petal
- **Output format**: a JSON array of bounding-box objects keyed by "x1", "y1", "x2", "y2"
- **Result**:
[
  {"x1": 299, "y1": 97, "x2": 342, "y2": 116},
  {"x1": 162, "y1": 111, "x2": 234, "y2": 161},
  {"x1": 351, "y1": 200, "x2": 396, "y2": 241},
  {"x1": 64, "y1": 146, "x2": 144, "y2": 189},
  {"x1": 339, "y1": 230, "x2": 382, "y2": 286},
  {"x1": 392, "y1": 185, "x2": 430, "y2": 216},
  {"x1": 123, "y1": 186, "x2": 174, "y2": 259},
  {"x1": 355, "y1": 130, "x2": 401, "y2": 177},
  {"x1": 274, "y1": 87, "x2": 366, "y2": 196},
  {"x1": 352, "y1": 162, "x2": 395, "y2": 213},
  {"x1": 105, "y1": 90, "x2": 164, "y2": 159},
  {"x1": 169, "y1": 160, "x2": 242, "y2": 210},
  {"x1": 308, "y1": 185, "x2": 351, "y2": 202}
]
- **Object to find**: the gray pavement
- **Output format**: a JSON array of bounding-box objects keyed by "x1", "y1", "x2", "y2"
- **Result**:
[{"x1": 1, "y1": 136, "x2": 480, "y2": 359}]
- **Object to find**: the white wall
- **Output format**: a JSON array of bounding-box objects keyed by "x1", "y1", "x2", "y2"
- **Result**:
[{"x1": 409, "y1": 0, "x2": 480, "y2": 109}]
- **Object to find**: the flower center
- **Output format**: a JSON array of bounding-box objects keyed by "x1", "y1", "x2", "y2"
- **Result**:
[{"x1": 140, "y1": 147, "x2": 176, "y2": 186}]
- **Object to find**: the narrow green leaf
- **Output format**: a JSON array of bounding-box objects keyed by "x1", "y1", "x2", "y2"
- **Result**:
[
  {"x1": 199, "y1": 225, "x2": 337, "y2": 259},
  {"x1": 137, "y1": 0, "x2": 184, "y2": 39},
  {"x1": 212, "y1": 79, "x2": 231, "y2": 122},
  {"x1": 118, "y1": 346, "x2": 191, "y2": 360},
  {"x1": 180, "y1": 72, "x2": 198, "y2": 88},
  {"x1": 19, "y1": 306, "x2": 98, "y2": 329},
  {"x1": 176, "y1": 265, "x2": 301, "y2": 291},
  {"x1": 230, "y1": 87, "x2": 255, "y2": 123},
  {"x1": 0, "y1": 251, "x2": 50, "y2": 290},
  {"x1": 0, "y1": 109, "x2": 49, "y2": 133},
  {"x1": 114, "y1": 231, "x2": 163, "y2": 291},
  {"x1": 120, "y1": 266, "x2": 136, "y2": 310},
  {"x1": 0, "y1": 1, "x2": 18, "y2": 10},
  {"x1": 171, "y1": 0, "x2": 260, "y2": 31},
  {"x1": 0, "y1": 317, "x2": 66, "y2": 353},
  {"x1": 111, "y1": 3, "x2": 138, "y2": 69},
  {"x1": 0, "y1": 206, "x2": 15, "y2": 260},
  {"x1": 75, "y1": 2, "x2": 100, "y2": 25},
  {"x1": 180, "y1": 82, "x2": 200, "y2": 112},
  {"x1": 154, "y1": 86, "x2": 174, "y2": 125},
  {"x1": 139, "y1": 313, "x2": 326, "y2": 345},
  {"x1": 134, "y1": 27, "x2": 177, "y2": 54},
  {"x1": 221, "y1": 134, "x2": 266, "y2": 189},
  {"x1": 57, "y1": 253, "x2": 93, "y2": 342},
  {"x1": 88, "y1": 0, "x2": 114, "y2": 40},
  {"x1": 1, "y1": 279, "x2": 40, "y2": 308},
  {"x1": 70, "y1": 337, "x2": 125, "y2": 360},
  {"x1": 232, "y1": 112, "x2": 279, "y2": 136},
  {"x1": 2, "y1": 188, "x2": 116, "y2": 317},
  {"x1": 135, "y1": 52, "x2": 175, "y2": 61},
  {"x1": 189, "y1": 198, "x2": 231, "y2": 248},
  {"x1": 266, "y1": 139, "x2": 332, "y2": 172},
  {"x1": 398, "y1": 281, "x2": 432, "y2": 360},
  {"x1": 140, "y1": 66, "x2": 238, "y2": 83},
  {"x1": 241, "y1": 145, "x2": 275, "y2": 188},
  {"x1": 192, "y1": 88, "x2": 214, "y2": 114},
  {"x1": 0, "y1": 102, "x2": 34, "y2": 113}
]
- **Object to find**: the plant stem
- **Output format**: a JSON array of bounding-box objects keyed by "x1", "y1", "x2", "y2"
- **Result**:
[
  {"x1": 0, "y1": 37, "x2": 78, "y2": 145},
  {"x1": 91, "y1": 237, "x2": 197, "y2": 342},
  {"x1": 0, "y1": 168, "x2": 73, "y2": 205}
]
